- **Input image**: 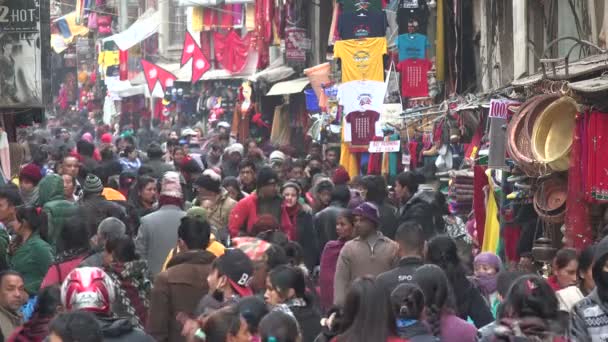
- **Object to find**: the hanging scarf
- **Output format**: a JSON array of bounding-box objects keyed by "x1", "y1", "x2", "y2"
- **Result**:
[
  {"x1": 105, "y1": 259, "x2": 151, "y2": 330},
  {"x1": 475, "y1": 273, "x2": 498, "y2": 296},
  {"x1": 280, "y1": 203, "x2": 299, "y2": 241},
  {"x1": 19, "y1": 186, "x2": 39, "y2": 206}
]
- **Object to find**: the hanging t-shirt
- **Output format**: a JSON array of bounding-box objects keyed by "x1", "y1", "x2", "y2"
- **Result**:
[
  {"x1": 396, "y1": 33, "x2": 429, "y2": 60},
  {"x1": 340, "y1": 0, "x2": 383, "y2": 12},
  {"x1": 338, "y1": 10, "x2": 387, "y2": 40},
  {"x1": 397, "y1": 0, "x2": 429, "y2": 35},
  {"x1": 337, "y1": 80, "x2": 386, "y2": 115},
  {"x1": 346, "y1": 110, "x2": 380, "y2": 146},
  {"x1": 334, "y1": 37, "x2": 387, "y2": 82},
  {"x1": 397, "y1": 59, "x2": 431, "y2": 98}
]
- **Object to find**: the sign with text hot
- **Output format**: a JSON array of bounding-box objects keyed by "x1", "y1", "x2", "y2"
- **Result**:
[
  {"x1": 0, "y1": 0, "x2": 43, "y2": 107},
  {"x1": 0, "y1": 0, "x2": 40, "y2": 34}
]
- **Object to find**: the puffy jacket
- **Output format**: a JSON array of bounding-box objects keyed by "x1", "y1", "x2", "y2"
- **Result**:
[
  {"x1": 37, "y1": 174, "x2": 78, "y2": 250},
  {"x1": 228, "y1": 193, "x2": 261, "y2": 237},
  {"x1": 98, "y1": 316, "x2": 154, "y2": 342},
  {"x1": 398, "y1": 190, "x2": 445, "y2": 240},
  {"x1": 79, "y1": 194, "x2": 128, "y2": 238}
]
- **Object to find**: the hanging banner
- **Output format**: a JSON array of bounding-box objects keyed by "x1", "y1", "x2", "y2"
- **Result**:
[
  {"x1": 285, "y1": 27, "x2": 309, "y2": 64},
  {"x1": 0, "y1": 0, "x2": 43, "y2": 107}
]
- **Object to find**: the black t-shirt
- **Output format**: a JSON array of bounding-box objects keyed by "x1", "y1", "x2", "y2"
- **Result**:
[
  {"x1": 338, "y1": 10, "x2": 387, "y2": 39},
  {"x1": 397, "y1": 0, "x2": 429, "y2": 35},
  {"x1": 340, "y1": 0, "x2": 383, "y2": 12}
]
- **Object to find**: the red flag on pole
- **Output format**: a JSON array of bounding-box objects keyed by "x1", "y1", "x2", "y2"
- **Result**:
[
  {"x1": 140, "y1": 59, "x2": 177, "y2": 93},
  {"x1": 181, "y1": 31, "x2": 210, "y2": 83}
]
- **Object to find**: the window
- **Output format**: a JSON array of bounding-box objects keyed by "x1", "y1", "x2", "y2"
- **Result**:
[{"x1": 168, "y1": 0, "x2": 187, "y2": 48}]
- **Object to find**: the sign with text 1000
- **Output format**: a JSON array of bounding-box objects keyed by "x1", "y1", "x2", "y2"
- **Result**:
[{"x1": 0, "y1": 0, "x2": 40, "y2": 34}]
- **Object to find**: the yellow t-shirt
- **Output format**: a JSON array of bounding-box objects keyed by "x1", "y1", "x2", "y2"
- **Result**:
[{"x1": 334, "y1": 38, "x2": 387, "y2": 82}]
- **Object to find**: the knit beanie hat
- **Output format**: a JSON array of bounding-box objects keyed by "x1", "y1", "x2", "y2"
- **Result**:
[
  {"x1": 19, "y1": 163, "x2": 43, "y2": 185},
  {"x1": 161, "y1": 171, "x2": 183, "y2": 199},
  {"x1": 194, "y1": 169, "x2": 222, "y2": 193},
  {"x1": 225, "y1": 143, "x2": 244, "y2": 156},
  {"x1": 474, "y1": 252, "x2": 502, "y2": 271},
  {"x1": 186, "y1": 206, "x2": 208, "y2": 222},
  {"x1": 256, "y1": 167, "x2": 279, "y2": 189},
  {"x1": 101, "y1": 133, "x2": 113, "y2": 144},
  {"x1": 269, "y1": 150, "x2": 286, "y2": 165},
  {"x1": 83, "y1": 174, "x2": 104, "y2": 194},
  {"x1": 352, "y1": 202, "x2": 380, "y2": 225},
  {"x1": 332, "y1": 166, "x2": 351, "y2": 185}
]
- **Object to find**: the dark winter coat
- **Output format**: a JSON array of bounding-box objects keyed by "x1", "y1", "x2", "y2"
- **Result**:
[
  {"x1": 79, "y1": 194, "x2": 128, "y2": 239},
  {"x1": 292, "y1": 303, "x2": 322, "y2": 342},
  {"x1": 376, "y1": 256, "x2": 424, "y2": 295},
  {"x1": 314, "y1": 203, "x2": 345, "y2": 250},
  {"x1": 142, "y1": 159, "x2": 174, "y2": 180},
  {"x1": 294, "y1": 208, "x2": 320, "y2": 270},
  {"x1": 398, "y1": 190, "x2": 445, "y2": 240},
  {"x1": 98, "y1": 316, "x2": 154, "y2": 342}
]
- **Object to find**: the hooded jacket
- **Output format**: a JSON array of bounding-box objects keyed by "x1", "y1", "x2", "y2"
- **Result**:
[
  {"x1": 9, "y1": 233, "x2": 54, "y2": 294},
  {"x1": 570, "y1": 236, "x2": 608, "y2": 342},
  {"x1": 398, "y1": 190, "x2": 445, "y2": 240},
  {"x1": 147, "y1": 250, "x2": 216, "y2": 342},
  {"x1": 37, "y1": 174, "x2": 77, "y2": 249},
  {"x1": 97, "y1": 316, "x2": 154, "y2": 342}
]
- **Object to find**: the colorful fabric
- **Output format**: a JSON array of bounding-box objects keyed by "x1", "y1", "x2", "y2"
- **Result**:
[
  {"x1": 346, "y1": 111, "x2": 380, "y2": 146},
  {"x1": 482, "y1": 170, "x2": 500, "y2": 253},
  {"x1": 213, "y1": 31, "x2": 251, "y2": 73},
  {"x1": 396, "y1": 33, "x2": 429, "y2": 60},
  {"x1": 334, "y1": 38, "x2": 387, "y2": 82},
  {"x1": 397, "y1": 58, "x2": 431, "y2": 97}
]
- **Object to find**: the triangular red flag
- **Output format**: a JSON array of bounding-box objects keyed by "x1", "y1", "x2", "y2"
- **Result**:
[
  {"x1": 191, "y1": 46, "x2": 211, "y2": 84},
  {"x1": 141, "y1": 59, "x2": 177, "y2": 93},
  {"x1": 181, "y1": 31, "x2": 199, "y2": 67}
]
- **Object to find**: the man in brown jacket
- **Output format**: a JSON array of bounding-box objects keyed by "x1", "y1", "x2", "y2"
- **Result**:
[
  {"x1": 333, "y1": 202, "x2": 399, "y2": 306},
  {"x1": 146, "y1": 216, "x2": 216, "y2": 342}
]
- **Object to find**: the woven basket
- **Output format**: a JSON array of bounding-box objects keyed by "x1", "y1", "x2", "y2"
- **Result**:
[
  {"x1": 533, "y1": 175, "x2": 567, "y2": 224},
  {"x1": 507, "y1": 94, "x2": 559, "y2": 176},
  {"x1": 531, "y1": 96, "x2": 578, "y2": 171}
]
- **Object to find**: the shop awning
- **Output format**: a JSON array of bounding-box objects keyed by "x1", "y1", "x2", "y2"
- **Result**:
[
  {"x1": 103, "y1": 9, "x2": 160, "y2": 51},
  {"x1": 266, "y1": 78, "x2": 310, "y2": 96}
]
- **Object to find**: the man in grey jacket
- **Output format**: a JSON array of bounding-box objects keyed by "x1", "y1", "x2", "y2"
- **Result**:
[{"x1": 135, "y1": 171, "x2": 186, "y2": 275}]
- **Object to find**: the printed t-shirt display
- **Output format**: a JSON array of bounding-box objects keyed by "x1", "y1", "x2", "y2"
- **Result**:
[
  {"x1": 397, "y1": 0, "x2": 429, "y2": 35},
  {"x1": 340, "y1": 0, "x2": 384, "y2": 12},
  {"x1": 334, "y1": 37, "x2": 387, "y2": 82},
  {"x1": 346, "y1": 110, "x2": 380, "y2": 146},
  {"x1": 397, "y1": 33, "x2": 429, "y2": 60},
  {"x1": 337, "y1": 80, "x2": 386, "y2": 114},
  {"x1": 338, "y1": 10, "x2": 387, "y2": 39},
  {"x1": 397, "y1": 58, "x2": 431, "y2": 97}
]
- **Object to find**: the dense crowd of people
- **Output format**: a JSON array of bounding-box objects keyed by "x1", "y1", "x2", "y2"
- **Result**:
[{"x1": 0, "y1": 123, "x2": 601, "y2": 341}]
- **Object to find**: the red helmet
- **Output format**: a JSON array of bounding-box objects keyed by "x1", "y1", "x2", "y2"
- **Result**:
[{"x1": 61, "y1": 267, "x2": 115, "y2": 314}]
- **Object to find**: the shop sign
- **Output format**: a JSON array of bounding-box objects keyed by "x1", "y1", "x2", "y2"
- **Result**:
[
  {"x1": 489, "y1": 99, "x2": 519, "y2": 120},
  {"x1": 0, "y1": 0, "x2": 43, "y2": 107},
  {"x1": 0, "y1": 0, "x2": 40, "y2": 34},
  {"x1": 369, "y1": 140, "x2": 400, "y2": 153}
]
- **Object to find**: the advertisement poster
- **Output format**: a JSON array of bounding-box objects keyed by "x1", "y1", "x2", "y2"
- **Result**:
[
  {"x1": 0, "y1": 0, "x2": 43, "y2": 107},
  {"x1": 285, "y1": 27, "x2": 310, "y2": 64}
]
